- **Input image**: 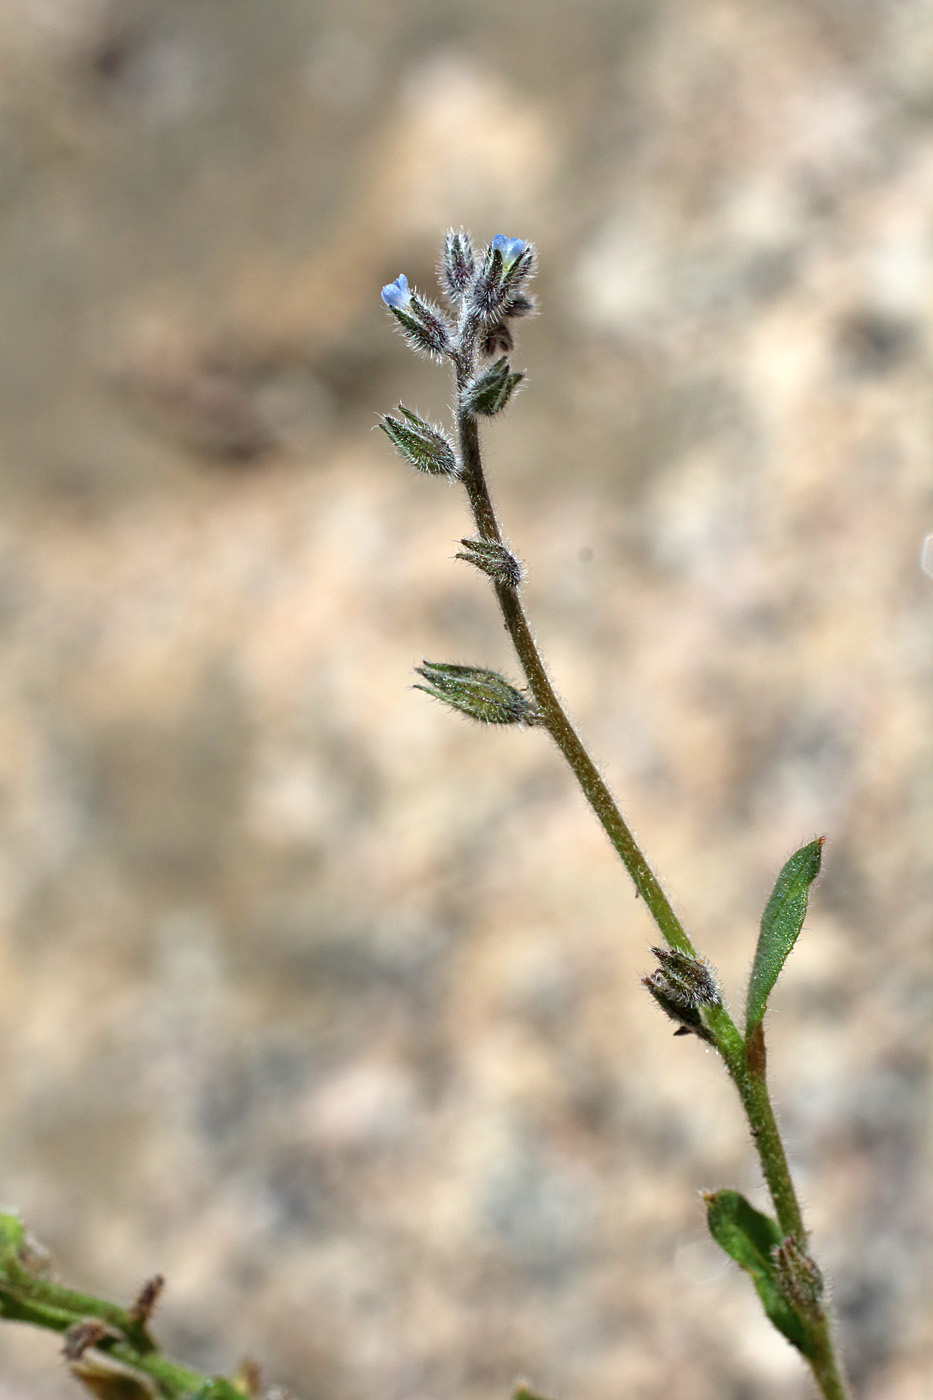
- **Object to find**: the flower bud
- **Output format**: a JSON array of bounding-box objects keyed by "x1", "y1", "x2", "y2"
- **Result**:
[
  {"x1": 379, "y1": 407, "x2": 459, "y2": 477},
  {"x1": 774, "y1": 1235, "x2": 825, "y2": 1313},
  {"x1": 460, "y1": 357, "x2": 524, "y2": 417},
  {"x1": 381, "y1": 274, "x2": 412, "y2": 310},
  {"x1": 643, "y1": 946, "x2": 721, "y2": 1042},
  {"x1": 648, "y1": 946, "x2": 721, "y2": 1007},
  {"x1": 440, "y1": 229, "x2": 476, "y2": 303},
  {"x1": 381, "y1": 275, "x2": 453, "y2": 358},
  {"x1": 414, "y1": 661, "x2": 541, "y2": 725},
  {"x1": 490, "y1": 234, "x2": 527, "y2": 269},
  {"x1": 456, "y1": 536, "x2": 523, "y2": 589},
  {"x1": 468, "y1": 236, "x2": 536, "y2": 325}
]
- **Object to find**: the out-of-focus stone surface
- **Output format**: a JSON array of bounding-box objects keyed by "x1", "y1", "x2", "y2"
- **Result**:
[{"x1": 0, "y1": 2, "x2": 930, "y2": 1398}]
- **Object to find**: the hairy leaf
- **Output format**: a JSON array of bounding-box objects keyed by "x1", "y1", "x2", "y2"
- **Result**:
[
  {"x1": 704, "y1": 1190, "x2": 809, "y2": 1354},
  {"x1": 746, "y1": 838, "x2": 823, "y2": 1038}
]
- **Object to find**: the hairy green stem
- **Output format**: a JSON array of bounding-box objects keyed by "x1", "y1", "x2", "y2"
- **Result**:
[
  {"x1": 455, "y1": 403, "x2": 694, "y2": 958},
  {"x1": 0, "y1": 1213, "x2": 240, "y2": 1399},
  {"x1": 807, "y1": 1323, "x2": 852, "y2": 1400},
  {"x1": 705, "y1": 1014, "x2": 807, "y2": 1241},
  {"x1": 453, "y1": 356, "x2": 851, "y2": 1400}
]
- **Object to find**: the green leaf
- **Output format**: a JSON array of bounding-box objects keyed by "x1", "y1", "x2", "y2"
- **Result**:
[
  {"x1": 704, "y1": 1190, "x2": 810, "y2": 1354},
  {"x1": 746, "y1": 838, "x2": 823, "y2": 1039},
  {"x1": 0, "y1": 1213, "x2": 25, "y2": 1255}
]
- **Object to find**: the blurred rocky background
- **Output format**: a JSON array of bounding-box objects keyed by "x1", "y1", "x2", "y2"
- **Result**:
[{"x1": 0, "y1": 1, "x2": 930, "y2": 1397}]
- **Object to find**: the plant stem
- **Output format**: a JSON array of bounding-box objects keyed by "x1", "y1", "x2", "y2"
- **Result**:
[
  {"x1": 0, "y1": 1213, "x2": 241, "y2": 1400},
  {"x1": 708, "y1": 1015, "x2": 807, "y2": 1241},
  {"x1": 807, "y1": 1320, "x2": 852, "y2": 1400},
  {"x1": 455, "y1": 403, "x2": 693, "y2": 958},
  {"x1": 453, "y1": 370, "x2": 852, "y2": 1400}
]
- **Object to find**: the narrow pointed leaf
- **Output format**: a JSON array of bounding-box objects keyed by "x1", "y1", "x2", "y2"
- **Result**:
[
  {"x1": 704, "y1": 1190, "x2": 810, "y2": 1354},
  {"x1": 746, "y1": 838, "x2": 823, "y2": 1039}
]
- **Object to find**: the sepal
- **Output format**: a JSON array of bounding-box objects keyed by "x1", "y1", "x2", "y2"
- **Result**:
[
  {"x1": 773, "y1": 1234, "x2": 825, "y2": 1315},
  {"x1": 704, "y1": 1190, "x2": 811, "y2": 1355},
  {"x1": 440, "y1": 229, "x2": 476, "y2": 303},
  {"x1": 414, "y1": 661, "x2": 541, "y2": 725},
  {"x1": 68, "y1": 1349, "x2": 160, "y2": 1400},
  {"x1": 468, "y1": 237, "x2": 536, "y2": 325},
  {"x1": 642, "y1": 945, "x2": 721, "y2": 1042},
  {"x1": 456, "y1": 536, "x2": 523, "y2": 589},
  {"x1": 461, "y1": 357, "x2": 525, "y2": 416},
  {"x1": 379, "y1": 406, "x2": 459, "y2": 477}
]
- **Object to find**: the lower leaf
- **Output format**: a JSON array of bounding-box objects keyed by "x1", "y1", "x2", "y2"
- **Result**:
[{"x1": 703, "y1": 1189, "x2": 811, "y2": 1356}]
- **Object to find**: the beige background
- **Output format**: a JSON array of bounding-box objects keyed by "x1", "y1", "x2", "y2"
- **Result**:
[{"x1": 0, "y1": 2, "x2": 930, "y2": 1398}]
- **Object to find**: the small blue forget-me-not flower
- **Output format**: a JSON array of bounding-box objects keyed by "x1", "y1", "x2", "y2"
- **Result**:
[
  {"x1": 490, "y1": 235, "x2": 526, "y2": 268},
  {"x1": 381, "y1": 274, "x2": 412, "y2": 310}
]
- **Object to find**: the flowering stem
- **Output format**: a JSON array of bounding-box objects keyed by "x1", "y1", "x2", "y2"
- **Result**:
[
  {"x1": 384, "y1": 234, "x2": 851, "y2": 1400},
  {"x1": 452, "y1": 349, "x2": 851, "y2": 1400},
  {"x1": 454, "y1": 395, "x2": 694, "y2": 959}
]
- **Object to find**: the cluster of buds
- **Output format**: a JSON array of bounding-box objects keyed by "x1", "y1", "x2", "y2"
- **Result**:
[
  {"x1": 642, "y1": 945, "x2": 722, "y2": 1042},
  {"x1": 381, "y1": 229, "x2": 536, "y2": 364},
  {"x1": 378, "y1": 232, "x2": 536, "y2": 728}
]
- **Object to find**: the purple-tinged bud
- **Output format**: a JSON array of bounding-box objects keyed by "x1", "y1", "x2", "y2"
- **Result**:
[
  {"x1": 440, "y1": 229, "x2": 476, "y2": 303},
  {"x1": 482, "y1": 320, "x2": 514, "y2": 357},
  {"x1": 774, "y1": 1235, "x2": 825, "y2": 1313},
  {"x1": 469, "y1": 237, "x2": 537, "y2": 333},
  {"x1": 456, "y1": 536, "x2": 523, "y2": 590},
  {"x1": 503, "y1": 292, "x2": 536, "y2": 319},
  {"x1": 381, "y1": 274, "x2": 412, "y2": 310},
  {"x1": 643, "y1": 946, "x2": 721, "y2": 1043}
]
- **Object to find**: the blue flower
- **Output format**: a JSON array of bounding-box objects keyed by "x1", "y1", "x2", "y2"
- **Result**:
[
  {"x1": 381, "y1": 274, "x2": 412, "y2": 310},
  {"x1": 490, "y1": 235, "x2": 526, "y2": 267}
]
